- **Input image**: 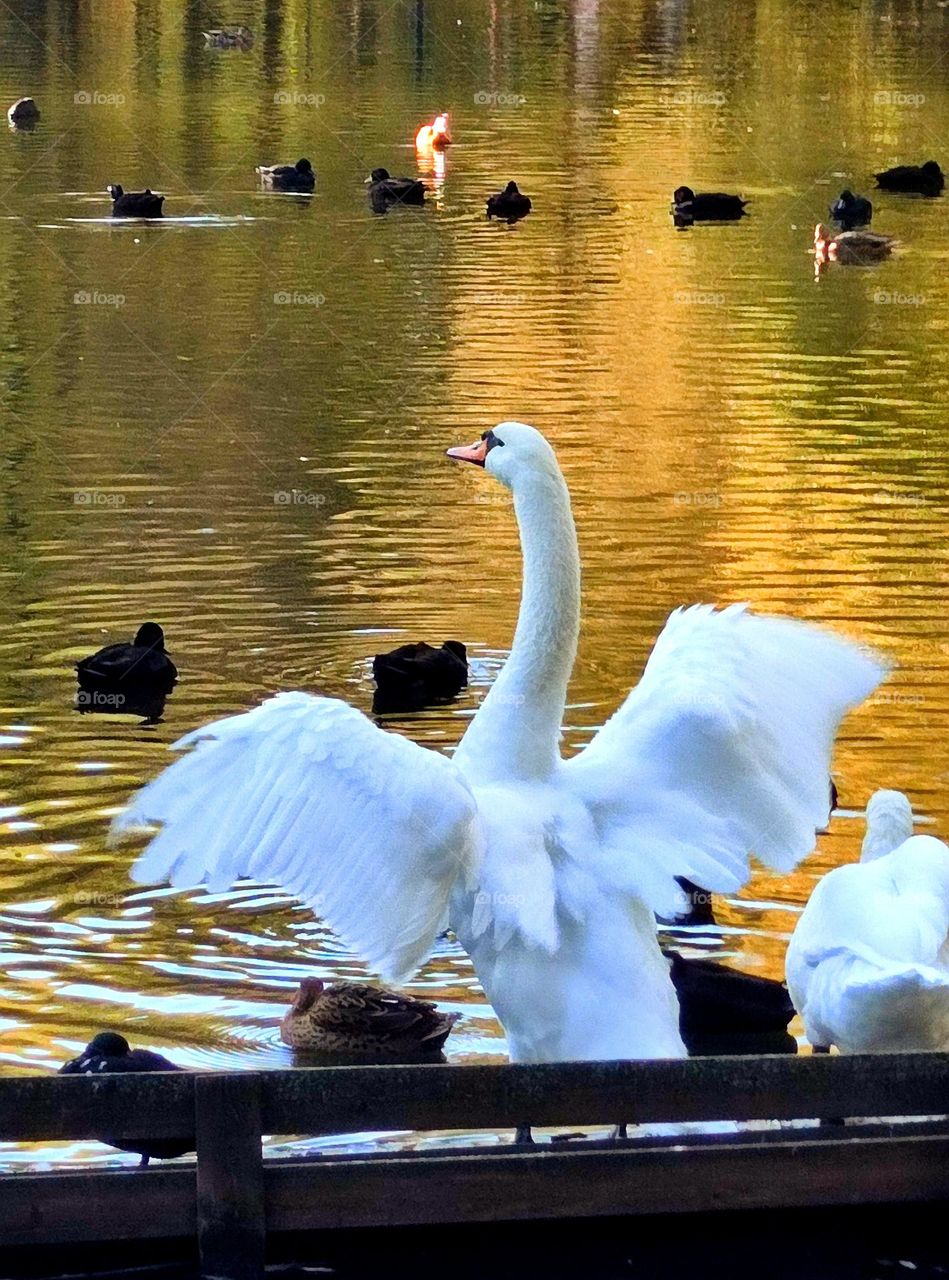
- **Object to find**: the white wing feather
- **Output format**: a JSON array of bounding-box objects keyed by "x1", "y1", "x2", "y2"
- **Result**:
[
  {"x1": 112, "y1": 692, "x2": 481, "y2": 984},
  {"x1": 565, "y1": 604, "x2": 886, "y2": 916}
]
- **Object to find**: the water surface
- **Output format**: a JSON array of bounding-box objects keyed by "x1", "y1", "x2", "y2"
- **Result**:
[{"x1": 1, "y1": 0, "x2": 948, "y2": 1166}]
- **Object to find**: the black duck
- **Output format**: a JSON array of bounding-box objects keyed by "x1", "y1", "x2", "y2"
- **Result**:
[
  {"x1": 108, "y1": 184, "x2": 164, "y2": 218},
  {"x1": 256, "y1": 159, "x2": 315, "y2": 192},
  {"x1": 59, "y1": 1032, "x2": 192, "y2": 1166},
  {"x1": 486, "y1": 181, "x2": 532, "y2": 222}
]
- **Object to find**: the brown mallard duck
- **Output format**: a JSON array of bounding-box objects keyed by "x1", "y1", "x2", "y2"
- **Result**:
[
  {"x1": 280, "y1": 979, "x2": 458, "y2": 1056},
  {"x1": 814, "y1": 222, "x2": 895, "y2": 265}
]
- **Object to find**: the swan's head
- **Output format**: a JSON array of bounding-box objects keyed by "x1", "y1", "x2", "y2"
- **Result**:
[
  {"x1": 861, "y1": 788, "x2": 915, "y2": 861},
  {"x1": 446, "y1": 421, "x2": 560, "y2": 489}
]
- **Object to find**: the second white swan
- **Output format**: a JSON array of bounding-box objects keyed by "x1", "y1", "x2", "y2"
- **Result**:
[{"x1": 115, "y1": 422, "x2": 885, "y2": 1064}]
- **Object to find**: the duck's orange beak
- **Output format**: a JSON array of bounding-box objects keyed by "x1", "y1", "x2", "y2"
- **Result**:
[{"x1": 446, "y1": 438, "x2": 488, "y2": 466}]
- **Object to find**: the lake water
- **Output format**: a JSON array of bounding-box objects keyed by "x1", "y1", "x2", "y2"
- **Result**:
[{"x1": 1, "y1": 0, "x2": 948, "y2": 1169}]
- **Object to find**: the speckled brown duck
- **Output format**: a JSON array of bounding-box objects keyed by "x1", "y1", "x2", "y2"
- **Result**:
[{"x1": 280, "y1": 978, "x2": 458, "y2": 1056}]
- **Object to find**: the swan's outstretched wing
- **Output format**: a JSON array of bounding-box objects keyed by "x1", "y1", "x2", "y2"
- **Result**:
[
  {"x1": 113, "y1": 692, "x2": 480, "y2": 984},
  {"x1": 564, "y1": 604, "x2": 886, "y2": 916}
]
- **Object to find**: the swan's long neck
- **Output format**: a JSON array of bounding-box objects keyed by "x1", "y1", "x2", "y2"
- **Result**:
[
  {"x1": 456, "y1": 468, "x2": 580, "y2": 783},
  {"x1": 861, "y1": 795, "x2": 914, "y2": 862}
]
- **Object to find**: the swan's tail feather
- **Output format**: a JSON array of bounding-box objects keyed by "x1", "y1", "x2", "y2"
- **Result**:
[{"x1": 804, "y1": 953, "x2": 949, "y2": 1053}]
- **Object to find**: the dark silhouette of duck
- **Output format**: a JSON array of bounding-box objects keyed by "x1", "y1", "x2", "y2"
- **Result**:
[
  {"x1": 76, "y1": 621, "x2": 177, "y2": 720},
  {"x1": 486, "y1": 181, "x2": 532, "y2": 222},
  {"x1": 108, "y1": 185, "x2": 164, "y2": 218},
  {"x1": 256, "y1": 159, "x2": 315, "y2": 192},
  {"x1": 672, "y1": 186, "x2": 747, "y2": 223},
  {"x1": 667, "y1": 953, "x2": 797, "y2": 1055},
  {"x1": 874, "y1": 160, "x2": 944, "y2": 196},
  {"x1": 656, "y1": 777, "x2": 838, "y2": 1054},
  {"x1": 830, "y1": 190, "x2": 872, "y2": 230},
  {"x1": 59, "y1": 1032, "x2": 192, "y2": 1166},
  {"x1": 366, "y1": 168, "x2": 426, "y2": 212},
  {"x1": 281, "y1": 978, "x2": 458, "y2": 1059},
  {"x1": 7, "y1": 97, "x2": 40, "y2": 128},
  {"x1": 203, "y1": 26, "x2": 254, "y2": 49},
  {"x1": 372, "y1": 640, "x2": 467, "y2": 713}
]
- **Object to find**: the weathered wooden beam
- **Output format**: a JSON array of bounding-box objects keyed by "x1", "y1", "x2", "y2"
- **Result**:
[
  {"x1": 260, "y1": 1132, "x2": 949, "y2": 1229},
  {"x1": 2, "y1": 1130, "x2": 949, "y2": 1248},
  {"x1": 259, "y1": 1052, "x2": 949, "y2": 1133},
  {"x1": 2, "y1": 1053, "x2": 948, "y2": 1144},
  {"x1": 0, "y1": 1167, "x2": 194, "y2": 1246},
  {"x1": 0, "y1": 1071, "x2": 194, "y2": 1141},
  {"x1": 195, "y1": 1074, "x2": 265, "y2": 1280}
]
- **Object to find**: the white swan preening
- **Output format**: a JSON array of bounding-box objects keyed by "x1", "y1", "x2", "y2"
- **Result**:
[
  {"x1": 115, "y1": 422, "x2": 885, "y2": 1065},
  {"x1": 786, "y1": 789, "x2": 949, "y2": 1053}
]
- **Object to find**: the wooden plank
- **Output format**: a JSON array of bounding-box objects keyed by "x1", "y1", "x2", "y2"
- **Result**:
[
  {"x1": 0, "y1": 1072, "x2": 194, "y2": 1141},
  {"x1": 195, "y1": 1074, "x2": 265, "y2": 1280},
  {"x1": 0, "y1": 1167, "x2": 194, "y2": 1246},
  {"x1": 3, "y1": 1131, "x2": 949, "y2": 1247},
  {"x1": 259, "y1": 1053, "x2": 949, "y2": 1134},
  {"x1": 265, "y1": 1132, "x2": 949, "y2": 1229},
  {"x1": 2, "y1": 1052, "x2": 948, "y2": 1143}
]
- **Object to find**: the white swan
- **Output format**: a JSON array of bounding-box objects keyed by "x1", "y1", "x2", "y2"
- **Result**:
[
  {"x1": 786, "y1": 789, "x2": 949, "y2": 1053},
  {"x1": 114, "y1": 422, "x2": 885, "y2": 1065}
]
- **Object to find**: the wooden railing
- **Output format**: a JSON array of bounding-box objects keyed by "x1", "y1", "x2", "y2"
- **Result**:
[{"x1": 2, "y1": 1053, "x2": 949, "y2": 1278}]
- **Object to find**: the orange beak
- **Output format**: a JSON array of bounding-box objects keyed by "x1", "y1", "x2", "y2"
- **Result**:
[{"x1": 446, "y1": 438, "x2": 488, "y2": 466}]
